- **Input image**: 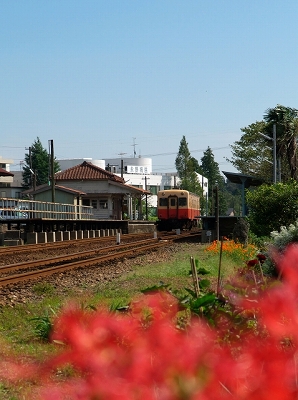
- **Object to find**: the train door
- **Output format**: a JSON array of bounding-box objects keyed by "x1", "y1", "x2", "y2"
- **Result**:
[{"x1": 168, "y1": 195, "x2": 178, "y2": 219}]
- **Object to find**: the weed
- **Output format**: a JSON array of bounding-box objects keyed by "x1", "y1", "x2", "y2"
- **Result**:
[
  {"x1": 30, "y1": 308, "x2": 56, "y2": 341},
  {"x1": 32, "y1": 282, "x2": 55, "y2": 295}
]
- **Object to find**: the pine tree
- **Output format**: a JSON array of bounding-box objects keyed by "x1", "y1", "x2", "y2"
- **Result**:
[
  {"x1": 22, "y1": 137, "x2": 60, "y2": 189},
  {"x1": 200, "y1": 147, "x2": 227, "y2": 215},
  {"x1": 175, "y1": 136, "x2": 202, "y2": 194}
]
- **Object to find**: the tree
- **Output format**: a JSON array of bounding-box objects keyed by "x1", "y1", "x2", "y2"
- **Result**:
[
  {"x1": 228, "y1": 105, "x2": 298, "y2": 183},
  {"x1": 246, "y1": 180, "x2": 298, "y2": 237},
  {"x1": 227, "y1": 121, "x2": 274, "y2": 182},
  {"x1": 22, "y1": 137, "x2": 60, "y2": 189},
  {"x1": 200, "y1": 147, "x2": 227, "y2": 215},
  {"x1": 175, "y1": 136, "x2": 202, "y2": 194},
  {"x1": 263, "y1": 104, "x2": 298, "y2": 180}
]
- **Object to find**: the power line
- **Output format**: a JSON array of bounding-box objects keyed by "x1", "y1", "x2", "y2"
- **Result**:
[{"x1": 143, "y1": 146, "x2": 230, "y2": 157}]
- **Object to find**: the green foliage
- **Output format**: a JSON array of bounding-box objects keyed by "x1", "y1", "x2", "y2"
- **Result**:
[
  {"x1": 246, "y1": 181, "x2": 298, "y2": 237},
  {"x1": 261, "y1": 221, "x2": 298, "y2": 276},
  {"x1": 141, "y1": 282, "x2": 171, "y2": 294},
  {"x1": 270, "y1": 221, "x2": 298, "y2": 250},
  {"x1": 264, "y1": 104, "x2": 298, "y2": 180},
  {"x1": 200, "y1": 147, "x2": 227, "y2": 215},
  {"x1": 22, "y1": 137, "x2": 60, "y2": 189},
  {"x1": 248, "y1": 232, "x2": 271, "y2": 251},
  {"x1": 232, "y1": 218, "x2": 249, "y2": 245},
  {"x1": 175, "y1": 136, "x2": 202, "y2": 194},
  {"x1": 228, "y1": 105, "x2": 298, "y2": 183},
  {"x1": 33, "y1": 282, "x2": 55, "y2": 295},
  {"x1": 30, "y1": 313, "x2": 53, "y2": 341},
  {"x1": 228, "y1": 121, "x2": 273, "y2": 181}
]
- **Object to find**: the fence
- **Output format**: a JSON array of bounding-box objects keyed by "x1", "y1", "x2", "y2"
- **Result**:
[{"x1": 0, "y1": 198, "x2": 94, "y2": 220}]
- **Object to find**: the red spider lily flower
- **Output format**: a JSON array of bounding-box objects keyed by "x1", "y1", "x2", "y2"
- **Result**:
[
  {"x1": 246, "y1": 259, "x2": 259, "y2": 267},
  {"x1": 4, "y1": 247, "x2": 298, "y2": 398},
  {"x1": 257, "y1": 253, "x2": 266, "y2": 261}
]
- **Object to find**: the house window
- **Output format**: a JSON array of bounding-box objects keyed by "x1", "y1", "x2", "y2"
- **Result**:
[
  {"x1": 99, "y1": 199, "x2": 108, "y2": 209},
  {"x1": 91, "y1": 200, "x2": 97, "y2": 209},
  {"x1": 82, "y1": 199, "x2": 90, "y2": 206}
]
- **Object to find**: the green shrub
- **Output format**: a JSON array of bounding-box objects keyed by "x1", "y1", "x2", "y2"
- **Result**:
[
  {"x1": 262, "y1": 220, "x2": 298, "y2": 276},
  {"x1": 246, "y1": 181, "x2": 298, "y2": 237}
]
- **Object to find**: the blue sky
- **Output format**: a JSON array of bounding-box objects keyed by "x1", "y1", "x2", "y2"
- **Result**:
[{"x1": 1, "y1": 1, "x2": 297, "y2": 173}]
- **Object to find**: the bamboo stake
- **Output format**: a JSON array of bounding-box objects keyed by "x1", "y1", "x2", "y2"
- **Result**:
[
  {"x1": 217, "y1": 237, "x2": 223, "y2": 296},
  {"x1": 190, "y1": 256, "x2": 200, "y2": 297}
]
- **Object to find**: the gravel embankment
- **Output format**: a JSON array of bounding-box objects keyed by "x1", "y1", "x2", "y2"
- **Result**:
[{"x1": 0, "y1": 242, "x2": 199, "y2": 307}]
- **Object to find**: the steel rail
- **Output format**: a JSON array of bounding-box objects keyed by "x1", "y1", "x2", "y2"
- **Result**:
[
  {"x1": 0, "y1": 233, "x2": 153, "y2": 255},
  {"x1": 0, "y1": 238, "x2": 160, "y2": 274},
  {"x1": 0, "y1": 241, "x2": 167, "y2": 286},
  {"x1": 0, "y1": 231, "x2": 201, "y2": 286}
]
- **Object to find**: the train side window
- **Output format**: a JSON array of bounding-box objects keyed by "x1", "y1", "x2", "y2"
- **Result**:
[
  {"x1": 159, "y1": 198, "x2": 168, "y2": 206},
  {"x1": 179, "y1": 198, "x2": 187, "y2": 206}
]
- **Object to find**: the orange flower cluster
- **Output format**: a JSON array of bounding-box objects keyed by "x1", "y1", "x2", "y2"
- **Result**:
[{"x1": 205, "y1": 239, "x2": 257, "y2": 264}]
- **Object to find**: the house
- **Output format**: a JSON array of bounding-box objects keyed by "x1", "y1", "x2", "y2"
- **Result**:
[
  {"x1": 0, "y1": 155, "x2": 15, "y2": 198},
  {"x1": 23, "y1": 183, "x2": 86, "y2": 206},
  {"x1": 54, "y1": 161, "x2": 149, "y2": 220}
]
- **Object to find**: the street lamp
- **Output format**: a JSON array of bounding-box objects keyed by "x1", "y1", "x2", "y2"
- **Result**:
[{"x1": 259, "y1": 124, "x2": 277, "y2": 183}]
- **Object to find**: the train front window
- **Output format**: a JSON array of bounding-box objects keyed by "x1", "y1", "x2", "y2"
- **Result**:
[
  {"x1": 179, "y1": 198, "x2": 187, "y2": 206},
  {"x1": 159, "y1": 198, "x2": 168, "y2": 207},
  {"x1": 170, "y1": 198, "x2": 176, "y2": 206}
]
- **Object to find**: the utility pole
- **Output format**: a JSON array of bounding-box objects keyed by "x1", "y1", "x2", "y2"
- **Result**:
[
  {"x1": 49, "y1": 140, "x2": 55, "y2": 203},
  {"x1": 132, "y1": 138, "x2": 138, "y2": 158},
  {"x1": 259, "y1": 124, "x2": 277, "y2": 183},
  {"x1": 142, "y1": 175, "x2": 150, "y2": 220},
  {"x1": 118, "y1": 153, "x2": 127, "y2": 178},
  {"x1": 213, "y1": 185, "x2": 219, "y2": 241},
  {"x1": 273, "y1": 124, "x2": 277, "y2": 184},
  {"x1": 29, "y1": 147, "x2": 33, "y2": 189}
]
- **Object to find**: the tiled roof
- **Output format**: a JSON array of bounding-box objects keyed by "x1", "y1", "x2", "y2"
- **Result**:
[
  {"x1": 0, "y1": 168, "x2": 14, "y2": 177},
  {"x1": 55, "y1": 161, "x2": 125, "y2": 183},
  {"x1": 22, "y1": 184, "x2": 86, "y2": 196}
]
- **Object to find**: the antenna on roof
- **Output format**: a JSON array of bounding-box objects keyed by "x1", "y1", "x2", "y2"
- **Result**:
[{"x1": 132, "y1": 138, "x2": 138, "y2": 158}]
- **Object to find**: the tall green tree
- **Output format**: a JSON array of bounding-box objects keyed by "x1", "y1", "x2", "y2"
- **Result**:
[
  {"x1": 175, "y1": 136, "x2": 202, "y2": 194},
  {"x1": 228, "y1": 105, "x2": 298, "y2": 183},
  {"x1": 263, "y1": 104, "x2": 298, "y2": 180},
  {"x1": 227, "y1": 121, "x2": 273, "y2": 182},
  {"x1": 200, "y1": 147, "x2": 227, "y2": 215},
  {"x1": 22, "y1": 137, "x2": 60, "y2": 189}
]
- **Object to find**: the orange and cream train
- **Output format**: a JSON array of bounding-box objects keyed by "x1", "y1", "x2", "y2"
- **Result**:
[{"x1": 156, "y1": 189, "x2": 201, "y2": 231}]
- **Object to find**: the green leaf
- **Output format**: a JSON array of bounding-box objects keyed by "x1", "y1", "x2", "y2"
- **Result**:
[{"x1": 199, "y1": 279, "x2": 211, "y2": 289}]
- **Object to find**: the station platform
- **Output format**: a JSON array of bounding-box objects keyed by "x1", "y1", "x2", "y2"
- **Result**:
[{"x1": 0, "y1": 219, "x2": 156, "y2": 245}]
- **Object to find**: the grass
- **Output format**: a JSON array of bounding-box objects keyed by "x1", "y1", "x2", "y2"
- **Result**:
[{"x1": 0, "y1": 242, "x2": 247, "y2": 399}]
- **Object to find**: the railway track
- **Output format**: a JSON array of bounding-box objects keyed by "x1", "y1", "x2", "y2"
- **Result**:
[
  {"x1": 0, "y1": 232, "x2": 153, "y2": 257},
  {"x1": 0, "y1": 231, "x2": 200, "y2": 287}
]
